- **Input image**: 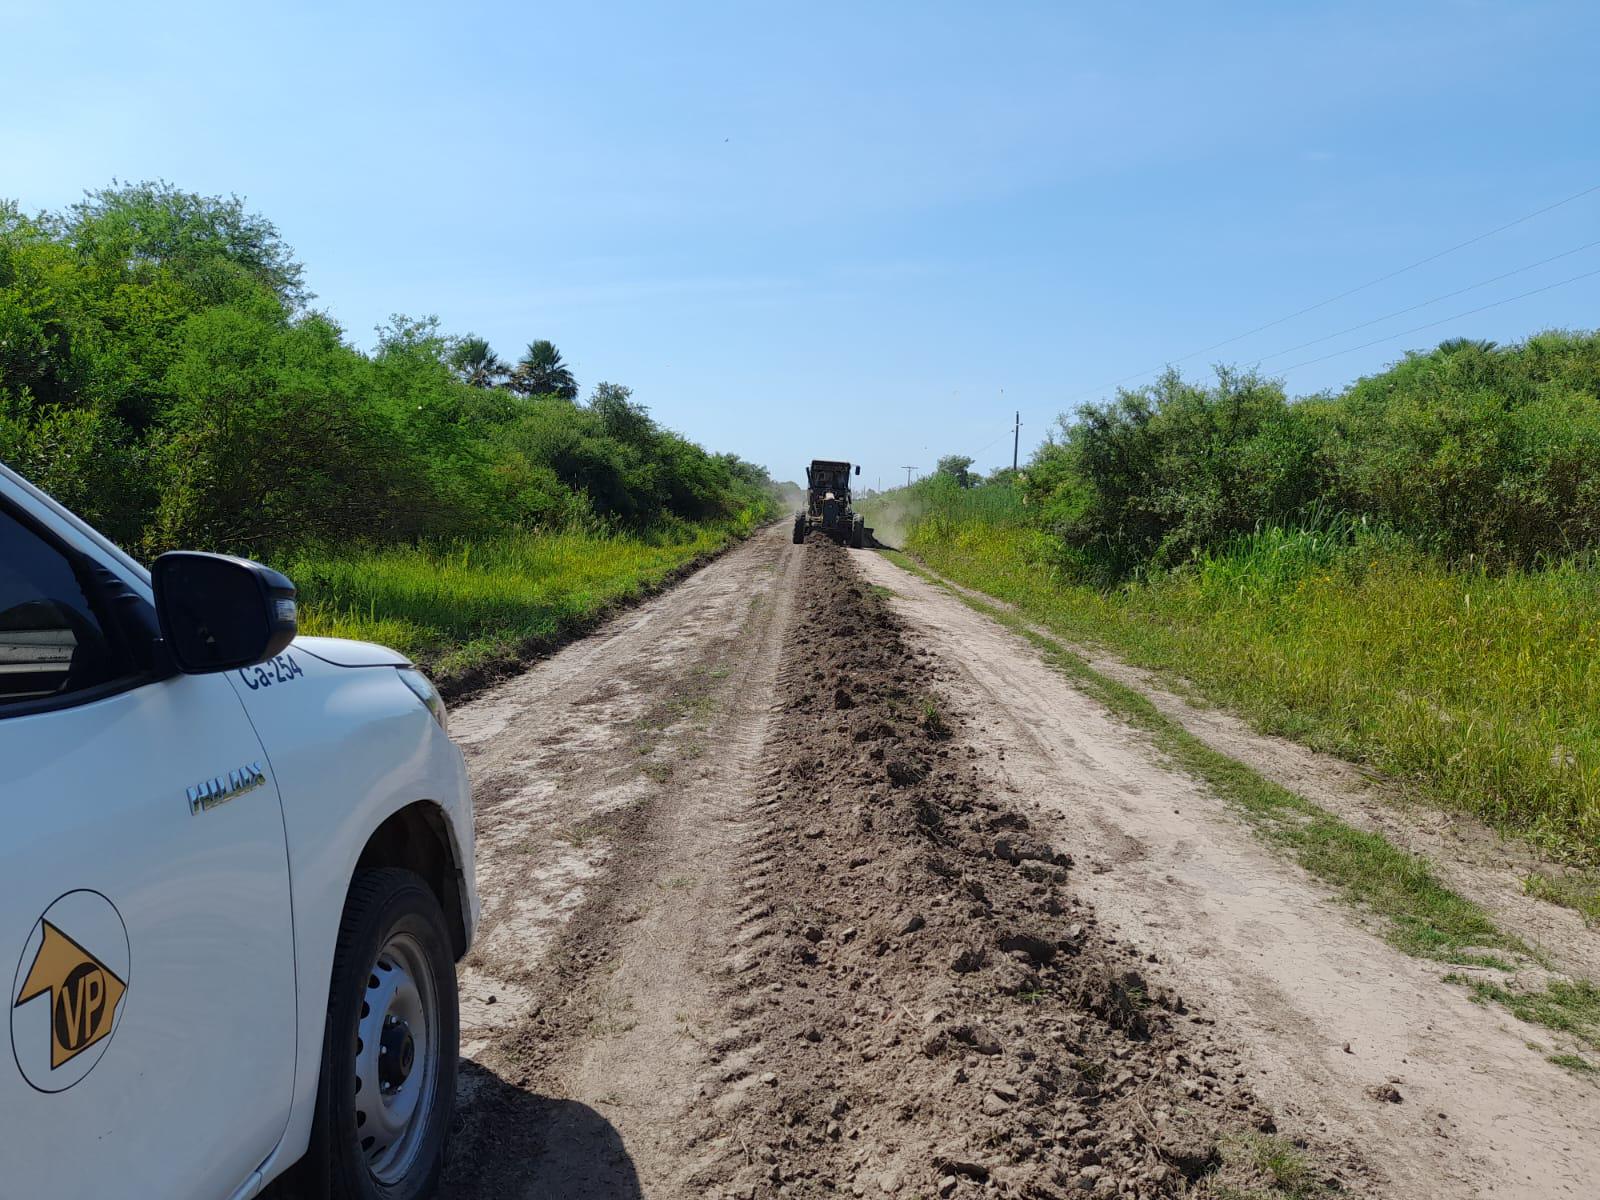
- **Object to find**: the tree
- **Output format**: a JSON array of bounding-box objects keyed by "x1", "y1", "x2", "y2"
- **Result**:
[
  {"x1": 588, "y1": 382, "x2": 654, "y2": 445},
  {"x1": 510, "y1": 339, "x2": 577, "y2": 399},
  {"x1": 935, "y1": 454, "x2": 976, "y2": 487},
  {"x1": 450, "y1": 336, "x2": 508, "y2": 388},
  {"x1": 0, "y1": 179, "x2": 783, "y2": 555},
  {"x1": 61, "y1": 179, "x2": 309, "y2": 309},
  {"x1": 1436, "y1": 337, "x2": 1498, "y2": 356},
  {"x1": 151, "y1": 307, "x2": 435, "y2": 552}
]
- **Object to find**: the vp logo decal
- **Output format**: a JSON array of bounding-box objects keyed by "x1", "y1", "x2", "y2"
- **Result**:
[
  {"x1": 18, "y1": 922, "x2": 127, "y2": 1068},
  {"x1": 11, "y1": 891, "x2": 129, "y2": 1092}
]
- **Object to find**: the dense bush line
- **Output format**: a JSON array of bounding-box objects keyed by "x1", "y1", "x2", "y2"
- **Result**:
[
  {"x1": 890, "y1": 498, "x2": 1600, "y2": 857},
  {"x1": 1021, "y1": 334, "x2": 1600, "y2": 580},
  {"x1": 867, "y1": 334, "x2": 1600, "y2": 859},
  {"x1": 0, "y1": 181, "x2": 778, "y2": 560}
]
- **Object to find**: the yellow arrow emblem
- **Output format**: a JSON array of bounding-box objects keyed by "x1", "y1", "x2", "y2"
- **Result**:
[{"x1": 14, "y1": 921, "x2": 127, "y2": 1069}]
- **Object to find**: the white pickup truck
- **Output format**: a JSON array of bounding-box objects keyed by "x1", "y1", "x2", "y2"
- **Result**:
[{"x1": 0, "y1": 462, "x2": 478, "y2": 1200}]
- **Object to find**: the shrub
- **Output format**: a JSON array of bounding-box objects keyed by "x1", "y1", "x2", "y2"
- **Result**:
[
  {"x1": 0, "y1": 180, "x2": 780, "y2": 561},
  {"x1": 1019, "y1": 332, "x2": 1600, "y2": 579}
]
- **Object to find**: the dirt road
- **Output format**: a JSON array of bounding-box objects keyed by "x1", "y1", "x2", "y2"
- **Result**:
[{"x1": 437, "y1": 524, "x2": 1598, "y2": 1199}]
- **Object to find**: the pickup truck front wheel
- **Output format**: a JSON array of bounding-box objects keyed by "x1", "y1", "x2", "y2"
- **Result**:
[{"x1": 307, "y1": 868, "x2": 459, "y2": 1200}]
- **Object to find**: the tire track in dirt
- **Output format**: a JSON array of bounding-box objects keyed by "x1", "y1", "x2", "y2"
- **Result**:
[
  {"x1": 675, "y1": 537, "x2": 1362, "y2": 1198},
  {"x1": 434, "y1": 518, "x2": 1592, "y2": 1198},
  {"x1": 908, "y1": 564, "x2": 1600, "y2": 985},
  {"x1": 857, "y1": 548, "x2": 1600, "y2": 1199},
  {"x1": 440, "y1": 523, "x2": 800, "y2": 1196}
]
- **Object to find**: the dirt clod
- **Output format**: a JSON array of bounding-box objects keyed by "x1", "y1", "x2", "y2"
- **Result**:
[{"x1": 691, "y1": 538, "x2": 1330, "y2": 1197}]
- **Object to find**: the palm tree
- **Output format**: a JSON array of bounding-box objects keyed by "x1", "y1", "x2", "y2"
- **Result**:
[
  {"x1": 510, "y1": 339, "x2": 578, "y2": 399},
  {"x1": 1436, "y1": 337, "x2": 1498, "y2": 356},
  {"x1": 449, "y1": 336, "x2": 508, "y2": 388}
]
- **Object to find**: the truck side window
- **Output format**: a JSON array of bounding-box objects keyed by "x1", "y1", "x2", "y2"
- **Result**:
[{"x1": 0, "y1": 508, "x2": 122, "y2": 710}]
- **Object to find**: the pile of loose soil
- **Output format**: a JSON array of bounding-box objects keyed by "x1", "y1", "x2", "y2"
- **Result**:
[{"x1": 687, "y1": 536, "x2": 1347, "y2": 1198}]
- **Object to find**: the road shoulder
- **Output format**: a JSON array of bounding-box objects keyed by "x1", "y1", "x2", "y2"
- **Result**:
[{"x1": 862, "y1": 546, "x2": 1600, "y2": 1199}]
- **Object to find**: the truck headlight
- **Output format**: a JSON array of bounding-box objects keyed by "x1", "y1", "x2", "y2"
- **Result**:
[{"x1": 397, "y1": 667, "x2": 447, "y2": 734}]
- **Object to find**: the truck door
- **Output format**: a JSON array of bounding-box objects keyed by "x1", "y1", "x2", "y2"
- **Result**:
[{"x1": 0, "y1": 501, "x2": 298, "y2": 1200}]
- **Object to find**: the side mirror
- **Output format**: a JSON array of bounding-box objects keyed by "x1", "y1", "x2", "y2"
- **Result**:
[
  {"x1": 855, "y1": 465, "x2": 861, "y2": 476},
  {"x1": 151, "y1": 552, "x2": 298, "y2": 674}
]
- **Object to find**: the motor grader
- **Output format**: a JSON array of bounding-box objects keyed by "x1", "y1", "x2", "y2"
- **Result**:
[{"x1": 792, "y1": 459, "x2": 871, "y2": 549}]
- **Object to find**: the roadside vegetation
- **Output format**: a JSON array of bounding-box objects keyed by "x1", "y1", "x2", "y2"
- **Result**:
[
  {"x1": 288, "y1": 514, "x2": 764, "y2": 686},
  {"x1": 884, "y1": 551, "x2": 1521, "y2": 964},
  {"x1": 886, "y1": 548, "x2": 1600, "y2": 1067},
  {"x1": 874, "y1": 332, "x2": 1600, "y2": 1066},
  {"x1": 0, "y1": 182, "x2": 781, "y2": 685},
  {"x1": 867, "y1": 333, "x2": 1600, "y2": 869}
]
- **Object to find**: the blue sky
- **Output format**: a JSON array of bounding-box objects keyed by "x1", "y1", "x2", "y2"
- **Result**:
[{"x1": 5, "y1": 0, "x2": 1597, "y2": 486}]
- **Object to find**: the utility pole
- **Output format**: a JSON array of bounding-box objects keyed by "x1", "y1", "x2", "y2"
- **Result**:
[
  {"x1": 1012, "y1": 410, "x2": 1022, "y2": 472},
  {"x1": 902, "y1": 466, "x2": 916, "y2": 488}
]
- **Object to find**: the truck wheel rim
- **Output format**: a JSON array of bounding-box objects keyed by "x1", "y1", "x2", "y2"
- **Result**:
[{"x1": 353, "y1": 931, "x2": 438, "y2": 1185}]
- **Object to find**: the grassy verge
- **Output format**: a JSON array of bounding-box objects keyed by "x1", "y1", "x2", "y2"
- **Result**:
[
  {"x1": 1456, "y1": 977, "x2": 1600, "y2": 1045},
  {"x1": 884, "y1": 552, "x2": 1518, "y2": 966},
  {"x1": 1524, "y1": 869, "x2": 1600, "y2": 926},
  {"x1": 886, "y1": 508, "x2": 1600, "y2": 864},
  {"x1": 882, "y1": 549, "x2": 1600, "y2": 1057},
  {"x1": 1548, "y1": 1052, "x2": 1597, "y2": 1074},
  {"x1": 286, "y1": 506, "x2": 767, "y2": 694}
]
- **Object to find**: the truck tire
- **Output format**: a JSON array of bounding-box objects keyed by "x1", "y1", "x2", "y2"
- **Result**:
[
  {"x1": 300, "y1": 868, "x2": 459, "y2": 1200},
  {"x1": 792, "y1": 516, "x2": 806, "y2": 545},
  {"x1": 850, "y1": 516, "x2": 865, "y2": 549}
]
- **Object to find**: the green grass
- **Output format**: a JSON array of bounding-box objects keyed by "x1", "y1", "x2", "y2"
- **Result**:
[
  {"x1": 1458, "y1": 977, "x2": 1600, "y2": 1049},
  {"x1": 888, "y1": 547, "x2": 1600, "y2": 1056},
  {"x1": 285, "y1": 509, "x2": 764, "y2": 691},
  {"x1": 1524, "y1": 870, "x2": 1600, "y2": 926},
  {"x1": 884, "y1": 550, "x2": 1519, "y2": 967},
  {"x1": 1548, "y1": 1052, "x2": 1597, "y2": 1074},
  {"x1": 889, "y1": 504, "x2": 1600, "y2": 864},
  {"x1": 880, "y1": 549, "x2": 1600, "y2": 1056},
  {"x1": 1205, "y1": 1133, "x2": 1331, "y2": 1199},
  {"x1": 918, "y1": 697, "x2": 952, "y2": 739}
]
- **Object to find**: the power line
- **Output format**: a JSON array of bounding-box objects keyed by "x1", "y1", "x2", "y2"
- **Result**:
[
  {"x1": 1277, "y1": 264, "x2": 1600, "y2": 374},
  {"x1": 914, "y1": 224, "x2": 1600, "y2": 485},
  {"x1": 919, "y1": 250, "x2": 1600, "y2": 484},
  {"x1": 1252, "y1": 237, "x2": 1600, "y2": 365},
  {"x1": 899, "y1": 428, "x2": 1013, "y2": 490},
  {"x1": 1066, "y1": 180, "x2": 1600, "y2": 402},
  {"x1": 969, "y1": 430, "x2": 1012, "y2": 458}
]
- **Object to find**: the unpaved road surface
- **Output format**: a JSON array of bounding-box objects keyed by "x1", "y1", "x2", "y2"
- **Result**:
[{"x1": 437, "y1": 524, "x2": 1598, "y2": 1199}]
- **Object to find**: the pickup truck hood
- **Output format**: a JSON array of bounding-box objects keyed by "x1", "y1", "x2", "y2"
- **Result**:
[{"x1": 293, "y1": 636, "x2": 413, "y2": 669}]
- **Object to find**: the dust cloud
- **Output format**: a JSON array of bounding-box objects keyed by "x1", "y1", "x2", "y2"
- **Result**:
[{"x1": 857, "y1": 489, "x2": 924, "y2": 549}]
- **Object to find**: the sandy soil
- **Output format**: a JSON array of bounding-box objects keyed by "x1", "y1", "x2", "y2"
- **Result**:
[
  {"x1": 1089, "y1": 659, "x2": 1600, "y2": 985},
  {"x1": 917, "y1": 568, "x2": 1600, "y2": 986},
  {"x1": 442, "y1": 524, "x2": 801, "y2": 1196},
  {"x1": 856, "y1": 550, "x2": 1600, "y2": 1200},
  {"x1": 431, "y1": 525, "x2": 1597, "y2": 1199}
]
